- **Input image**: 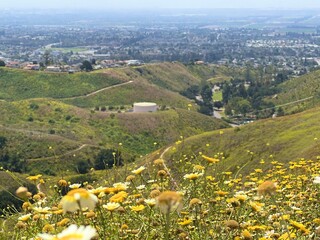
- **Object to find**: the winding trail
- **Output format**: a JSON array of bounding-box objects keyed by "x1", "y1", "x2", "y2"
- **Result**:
[
  {"x1": 159, "y1": 146, "x2": 179, "y2": 190},
  {"x1": 27, "y1": 144, "x2": 94, "y2": 162},
  {"x1": 0, "y1": 124, "x2": 101, "y2": 161},
  {"x1": 58, "y1": 80, "x2": 134, "y2": 100}
]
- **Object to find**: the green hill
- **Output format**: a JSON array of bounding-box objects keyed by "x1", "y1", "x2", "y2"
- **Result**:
[
  {"x1": 0, "y1": 68, "x2": 125, "y2": 100},
  {"x1": 161, "y1": 106, "x2": 320, "y2": 177},
  {"x1": 266, "y1": 68, "x2": 320, "y2": 114},
  {"x1": 0, "y1": 99, "x2": 228, "y2": 174}
]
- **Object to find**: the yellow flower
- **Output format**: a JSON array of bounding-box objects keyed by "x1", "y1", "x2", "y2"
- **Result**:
[
  {"x1": 42, "y1": 224, "x2": 54, "y2": 233},
  {"x1": 278, "y1": 232, "x2": 296, "y2": 240},
  {"x1": 178, "y1": 218, "x2": 193, "y2": 226},
  {"x1": 26, "y1": 174, "x2": 42, "y2": 182},
  {"x1": 38, "y1": 224, "x2": 97, "y2": 240},
  {"x1": 60, "y1": 188, "x2": 98, "y2": 213},
  {"x1": 58, "y1": 179, "x2": 68, "y2": 187},
  {"x1": 247, "y1": 225, "x2": 268, "y2": 231},
  {"x1": 189, "y1": 198, "x2": 202, "y2": 207},
  {"x1": 110, "y1": 191, "x2": 128, "y2": 203},
  {"x1": 131, "y1": 166, "x2": 146, "y2": 175},
  {"x1": 289, "y1": 220, "x2": 310, "y2": 234},
  {"x1": 249, "y1": 201, "x2": 264, "y2": 212},
  {"x1": 183, "y1": 172, "x2": 203, "y2": 180},
  {"x1": 215, "y1": 190, "x2": 229, "y2": 196},
  {"x1": 57, "y1": 218, "x2": 70, "y2": 227},
  {"x1": 130, "y1": 205, "x2": 145, "y2": 212},
  {"x1": 193, "y1": 165, "x2": 205, "y2": 171},
  {"x1": 241, "y1": 230, "x2": 252, "y2": 240},
  {"x1": 202, "y1": 155, "x2": 219, "y2": 164},
  {"x1": 103, "y1": 202, "x2": 120, "y2": 211},
  {"x1": 157, "y1": 191, "x2": 182, "y2": 214}
]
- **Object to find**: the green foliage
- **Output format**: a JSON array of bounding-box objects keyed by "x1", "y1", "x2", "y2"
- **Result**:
[
  {"x1": 75, "y1": 159, "x2": 91, "y2": 174},
  {"x1": 0, "y1": 136, "x2": 7, "y2": 149},
  {"x1": 80, "y1": 60, "x2": 93, "y2": 72},
  {"x1": 94, "y1": 149, "x2": 123, "y2": 170},
  {"x1": 0, "y1": 60, "x2": 5, "y2": 67}
]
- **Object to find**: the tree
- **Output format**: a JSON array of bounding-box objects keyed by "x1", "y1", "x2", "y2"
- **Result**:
[
  {"x1": 0, "y1": 136, "x2": 7, "y2": 149},
  {"x1": 76, "y1": 160, "x2": 91, "y2": 174},
  {"x1": 42, "y1": 50, "x2": 52, "y2": 66},
  {"x1": 0, "y1": 60, "x2": 5, "y2": 67},
  {"x1": 94, "y1": 149, "x2": 123, "y2": 170},
  {"x1": 213, "y1": 101, "x2": 223, "y2": 109},
  {"x1": 80, "y1": 60, "x2": 93, "y2": 72}
]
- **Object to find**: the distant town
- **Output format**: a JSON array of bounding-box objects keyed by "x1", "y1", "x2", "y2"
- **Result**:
[{"x1": 1, "y1": 9, "x2": 320, "y2": 75}]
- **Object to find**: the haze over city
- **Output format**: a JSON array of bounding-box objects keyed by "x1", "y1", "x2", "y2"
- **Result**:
[{"x1": 1, "y1": 0, "x2": 320, "y2": 10}]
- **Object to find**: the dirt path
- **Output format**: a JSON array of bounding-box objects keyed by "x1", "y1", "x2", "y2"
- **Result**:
[
  {"x1": 0, "y1": 124, "x2": 100, "y2": 161},
  {"x1": 27, "y1": 144, "x2": 91, "y2": 161},
  {"x1": 159, "y1": 146, "x2": 179, "y2": 190},
  {"x1": 59, "y1": 80, "x2": 134, "y2": 100}
]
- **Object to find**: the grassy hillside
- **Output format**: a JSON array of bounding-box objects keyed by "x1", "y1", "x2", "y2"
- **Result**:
[
  {"x1": 0, "y1": 68, "x2": 125, "y2": 100},
  {"x1": 62, "y1": 81, "x2": 193, "y2": 109},
  {"x1": 161, "y1": 106, "x2": 320, "y2": 177},
  {"x1": 0, "y1": 63, "x2": 224, "y2": 110},
  {"x1": 4, "y1": 111, "x2": 320, "y2": 239},
  {"x1": 266, "y1": 69, "x2": 320, "y2": 113},
  {"x1": 0, "y1": 99, "x2": 228, "y2": 174}
]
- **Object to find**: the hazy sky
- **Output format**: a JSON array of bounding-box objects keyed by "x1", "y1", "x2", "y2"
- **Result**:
[{"x1": 2, "y1": 0, "x2": 320, "y2": 10}]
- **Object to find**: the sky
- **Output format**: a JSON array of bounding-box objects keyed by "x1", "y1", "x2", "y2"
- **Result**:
[{"x1": 1, "y1": 0, "x2": 320, "y2": 10}]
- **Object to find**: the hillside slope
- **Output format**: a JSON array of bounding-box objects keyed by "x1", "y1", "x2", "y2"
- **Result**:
[
  {"x1": 0, "y1": 99, "x2": 228, "y2": 174},
  {"x1": 162, "y1": 106, "x2": 320, "y2": 176},
  {"x1": 266, "y1": 68, "x2": 320, "y2": 113}
]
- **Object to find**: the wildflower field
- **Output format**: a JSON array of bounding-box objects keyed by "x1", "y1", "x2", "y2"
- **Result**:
[{"x1": 2, "y1": 144, "x2": 320, "y2": 240}]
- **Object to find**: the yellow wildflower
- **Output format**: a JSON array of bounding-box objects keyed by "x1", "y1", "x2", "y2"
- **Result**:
[
  {"x1": 202, "y1": 155, "x2": 220, "y2": 164},
  {"x1": 130, "y1": 205, "x2": 145, "y2": 212},
  {"x1": 184, "y1": 172, "x2": 203, "y2": 180},
  {"x1": 110, "y1": 191, "x2": 128, "y2": 203},
  {"x1": 178, "y1": 218, "x2": 193, "y2": 226},
  {"x1": 132, "y1": 166, "x2": 146, "y2": 175}
]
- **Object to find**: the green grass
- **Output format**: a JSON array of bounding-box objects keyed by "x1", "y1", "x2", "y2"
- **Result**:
[
  {"x1": 162, "y1": 106, "x2": 320, "y2": 175},
  {"x1": 0, "y1": 68, "x2": 124, "y2": 100},
  {"x1": 213, "y1": 90, "x2": 222, "y2": 101}
]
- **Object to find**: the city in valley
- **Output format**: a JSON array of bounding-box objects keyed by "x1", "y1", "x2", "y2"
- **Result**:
[{"x1": 1, "y1": 9, "x2": 320, "y2": 75}]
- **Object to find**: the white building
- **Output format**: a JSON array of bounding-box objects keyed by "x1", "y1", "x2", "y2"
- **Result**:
[{"x1": 133, "y1": 102, "x2": 158, "y2": 113}]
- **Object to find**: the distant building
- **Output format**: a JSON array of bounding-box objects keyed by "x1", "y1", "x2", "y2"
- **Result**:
[
  {"x1": 126, "y1": 60, "x2": 142, "y2": 66},
  {"x1": 23, "y1": 64, "x2": 40, "y2": 71},
  {"x1": 6, "y1": 61, "x2": 21, "y2": 68},
  {"x1": 46, "y1": 66, "x2": 61, "y2": 72},
  {"x1": 133, "y1": 102, "x2": 158, "y2": 113}
]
